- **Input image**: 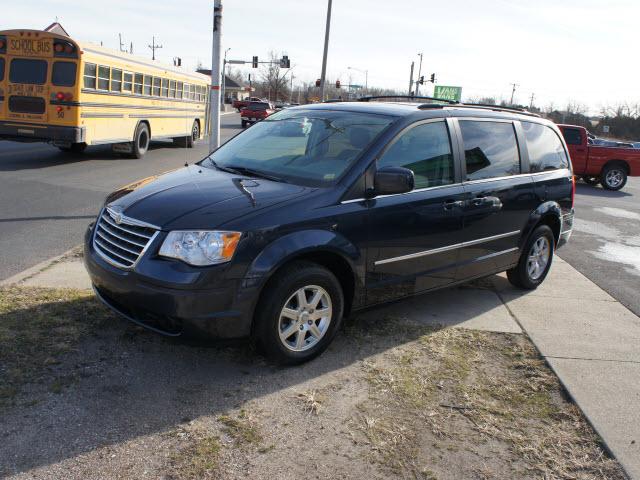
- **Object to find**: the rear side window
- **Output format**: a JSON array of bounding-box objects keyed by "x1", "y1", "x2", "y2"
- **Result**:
[
  {"x1": 378, "y1": 121, "x2": 454, "y2": 189},
  {"x1": 9, "y1": 58, "x2": 48, "y2": 84},
  {"x1": 562, "y1": 128, "x2": 582, "y2": 145},
  {"x1": 522, "y1": 122, "x2": 569, "y2": 172},
  {"x1": 0, "y1": 58, "x2": 5, "y2": 82},
  {"x1": 460, "y1": 120, "x2": 520, "y2": 181},
  {"x1": 52, "y1": 61, "x2": 77, "y2": 87}
]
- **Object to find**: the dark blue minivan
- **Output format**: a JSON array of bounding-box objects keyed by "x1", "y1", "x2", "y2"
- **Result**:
[{"x1": 85, "y1": 99, "x2": 574, "y2": 364}]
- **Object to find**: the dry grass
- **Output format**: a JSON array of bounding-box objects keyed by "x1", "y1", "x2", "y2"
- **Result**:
[
  {"x1": 0, "y1": 286, "x2": 113, "y2": 406},
  {"x1": 167, "y1": 433, "x2": 223, "y2": 480},
  {"x1": 295, "y1": 389, "x2": 325, "y2": 415},
  {"x1": 218, "y1": 410, "x2": 262, "y2": 447}
]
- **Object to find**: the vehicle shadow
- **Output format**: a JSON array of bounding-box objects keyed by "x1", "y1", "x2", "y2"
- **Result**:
[
  {"x1": 0, "y1": 277, "x2": 524, "y2": 476},
  {"x1": 575, "y1": 183, "x2": 633, "y2": 198}
]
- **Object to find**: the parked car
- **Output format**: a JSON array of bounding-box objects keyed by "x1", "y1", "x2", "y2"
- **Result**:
[
  {"x1": 85, "y1": 102, "x2": 575, "y2": 364},
  {"x1": 240, "y1": 102, "x2": 274, "y2": 128},
  {"x1": 232, "y1": 96, "x2": 264, "y2": 112},
  {"x1": 558, "y1": 124, "x2": 640, "y2": 190}
]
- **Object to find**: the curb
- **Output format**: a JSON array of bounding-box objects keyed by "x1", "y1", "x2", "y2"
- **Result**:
[{"x1": 0, "y1": 245, "x2": 83, "y2": 286}]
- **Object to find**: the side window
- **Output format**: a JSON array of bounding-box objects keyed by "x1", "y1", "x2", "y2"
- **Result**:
[
  {"x1": 161, "y1": 78, "x2": 169, "y2": 97},
  {"x1": 83, "y1": 63, "x2": 97, "y2": 89},
  {"x1": 111, "y1": 68, "x2": 122, "y2": 92},
  {"x1": 97, "y1": 65, "x2": 110, "y2": 90},
  {"x1": 562, "y1": 128, "x2": 582, "y2": 146},
  {"x1": 0, "y1": 58, "x2": 4, "y2": 82},
  {"x1": 177, "y1": 82, "x2": 183, "y2": 99},
  {"x1": 134, "y1": 73, "x2": 143, "y2": 94},
  {"x1": 152, "y1": 77, "x2": 161, "y2": 96},
  {"x1": 378, "y1": 121, "x2": 455, "y2": 189},
  {"x1": 169, "y1": 80, "x2": 176, "y2": 98},
  {"x1": 123, "y1": 72, "x2": 133, "y2": 92},
  {"x1": 52, "y1": 61, "x2": 76, "y2": 87},
  {"x1": 143, "y1": 75, "x2": 152, "y2": 95},
  {"x1": 459, "y1": 120, "x2": 520, "y2": 181},
  {"x1": 522, "y1": 122, "x2": 569, "y2": 172}
]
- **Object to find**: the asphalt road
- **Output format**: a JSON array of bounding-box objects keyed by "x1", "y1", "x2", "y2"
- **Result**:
[
  {"x1": 0, "y1": 112, "x2": 242, "y2": 281},
  {"x1": 1, "y1": 118, "x2": 639, "y2": 316}
]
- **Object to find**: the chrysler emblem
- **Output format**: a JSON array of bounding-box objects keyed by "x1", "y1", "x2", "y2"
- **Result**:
[{"x1": 107, "y1": 206, "x2": 124, "y2": 225}]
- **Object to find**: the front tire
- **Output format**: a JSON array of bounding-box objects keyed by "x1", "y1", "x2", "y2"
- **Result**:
[
  {"x1": 254, "y1": 261, "x2": 344, "y2": 365},
  {"x1": 131, "y1": 123, "x2": 150, "y2": 159},
  {"x1": 241, "y1": 120, "x2": 248, "y2": 128},
  {"x1": 507, "y1": 225, "x2": 555, "y2": 290},
  {"x1": 601, "y1": 164, "x2": 627, "y2": 191}
]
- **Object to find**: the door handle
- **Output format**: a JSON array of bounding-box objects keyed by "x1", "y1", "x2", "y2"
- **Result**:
[
  {"x1": 443, "y1": 199, "x2": 464, "y2": 210},
  {"x1": 471, "y1": 196, "x2": 487, "y2": 206}
]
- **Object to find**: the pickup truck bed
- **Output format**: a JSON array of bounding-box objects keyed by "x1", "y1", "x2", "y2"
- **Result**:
[{"x1": 558, "y1": 124, "x2": 640, "y2": 190}]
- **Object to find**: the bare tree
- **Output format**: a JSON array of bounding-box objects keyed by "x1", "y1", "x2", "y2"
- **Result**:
[{"x1": 257, "y1": 51, "x2": 291, "y2": 102}]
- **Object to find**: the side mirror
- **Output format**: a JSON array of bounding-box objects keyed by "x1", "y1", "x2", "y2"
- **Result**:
[{"x1": 373, "y1": 166, "x2": 414, "y2": 196}]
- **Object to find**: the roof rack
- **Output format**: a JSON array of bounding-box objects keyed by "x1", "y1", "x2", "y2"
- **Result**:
[
  {"x1": 357, "y1": 95, "x2": 457, "y2": 105},
  {"x1": 452, "y1": 103, "x2": 541, "y2": 117}
]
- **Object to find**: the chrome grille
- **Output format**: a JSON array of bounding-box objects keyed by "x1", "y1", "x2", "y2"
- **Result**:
[{"x1": 93, "y1": 208, "x2": 157, "y2": 268}]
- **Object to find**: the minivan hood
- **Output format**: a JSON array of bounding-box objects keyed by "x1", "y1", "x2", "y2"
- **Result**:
[{"x1": 105, "y1": 165, "x2": 311, "y2": 230}]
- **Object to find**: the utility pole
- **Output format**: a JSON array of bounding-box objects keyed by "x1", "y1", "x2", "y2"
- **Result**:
[
  {"x1": 119, "y1": 33, "x2": 125, "y2": 52},
  {"x1": 529, "y1": 92, "x2": 535, "y2": 110},
  {"x1": 509, "y1": 82, "x2": 519, "y2": 105},
  {"x1": 415, "y1": 52, "x2": 423, "y2": 96},
  {"x1": 209, "y1": 0, "x2": 223, "y2": 151},
  {"x1": 221, "y1": 47, "x2": 231, "y2": 108},
  {"x1": 148, "y1": 36, "x2": 162, "y2": 60},
  {"x1": 129, "y1": 42, "x2": 133, "y2": 54},
  {"x1": 289, "y1": 74, "x2": 295, "y2": 103},
  {"x1": 319, "y1": 0, "x2": 332, "y2": 102},
  {"x1": 408, "y1": 61, "x2": 414, "y2": 96}
]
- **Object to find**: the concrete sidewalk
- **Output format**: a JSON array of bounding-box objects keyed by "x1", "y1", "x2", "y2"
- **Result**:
[{"x1": 2, "y1": 250, "x2": 639, "y2": 478}]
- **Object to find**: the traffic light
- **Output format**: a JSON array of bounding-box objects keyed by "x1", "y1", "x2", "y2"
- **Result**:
[
  {"x1": 430, "y1": 73, "x2": 436, "y2": 83},
  {"x1": 252, "y1": 56, "x2": 258, "y2": 68},
  {"x1": 315, "y1": 79, "x2": 321, "y2": 87},
  {"x1": 418, "y1": 75, "x2": 424, "y2": 85},
  {"x1": 335, "y1": 80, "x2": 341, "y2": 89},
  {"x1": 280, "y1": 55, "x2": 290, "y2": 68}
]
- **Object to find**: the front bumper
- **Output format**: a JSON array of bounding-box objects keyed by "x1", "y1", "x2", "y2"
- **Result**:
[
  {"x1": 0, "y1": 121, "x2": 85, "y2": 144},
  {"x1": 84, "y1": 226, "x2": 256, "y2": 339}
]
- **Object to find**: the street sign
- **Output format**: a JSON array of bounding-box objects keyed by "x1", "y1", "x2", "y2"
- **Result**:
[
  {"x1": 227, "y1": 60, "x2": 246, "y2": 65},
  {"x1": 433, "y1": 85, "x2": 462, "y2": 102}
]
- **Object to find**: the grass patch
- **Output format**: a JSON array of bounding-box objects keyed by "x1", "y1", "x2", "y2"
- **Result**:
[
  {"x1": 0, "y1": 286, "x2": 113, "y2": 405},
  {"x1": 218, "y1": 410, "x2": 262, "y2": 447},
  {"x1": 168, "y1": 434, "x2": 222, "y2": 480}
]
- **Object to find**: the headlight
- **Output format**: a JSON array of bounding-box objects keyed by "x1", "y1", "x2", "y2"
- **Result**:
[{"x1": 159, "y1": 231, "x2": 241, "y2": 266}]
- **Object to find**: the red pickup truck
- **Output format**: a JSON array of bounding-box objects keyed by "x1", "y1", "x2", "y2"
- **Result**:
[
  {"x1": 232, "y1": 96, "x2": 264, "y2": 111},
  {"x1": 558, "y1": 124, "x2": 640, "y2": 190},
  {"x1": 240, "y1": 102, "x2": 274, "y2": 128}
]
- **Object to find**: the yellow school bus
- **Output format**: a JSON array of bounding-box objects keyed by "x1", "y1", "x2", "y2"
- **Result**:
[{"x1": 0, "y1": 29, "x2": 209, "y2": 157}]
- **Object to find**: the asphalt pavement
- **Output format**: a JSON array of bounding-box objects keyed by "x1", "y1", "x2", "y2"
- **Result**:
[
  {"x1": 0, "y1": 112, "x2": 242, "y2": 281},
  {"x1": 0, "y1": 116, "x2": 639, "y2": 317}
]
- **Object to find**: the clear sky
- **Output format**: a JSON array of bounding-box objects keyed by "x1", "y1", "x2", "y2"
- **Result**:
[{"x1": 3, "y1": 0, "x2": 637, "y2": 114}]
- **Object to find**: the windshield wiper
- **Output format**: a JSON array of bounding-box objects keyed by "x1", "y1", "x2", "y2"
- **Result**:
[
  {"x1": 224, "y1": 165, "x2": 287, "y2": 183},
  {"x1": 204, "y1": 158, "x2": 243, "y2": 175}
]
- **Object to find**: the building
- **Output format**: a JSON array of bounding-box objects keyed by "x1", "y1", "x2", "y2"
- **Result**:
[{"x1": 197, "y1": 70, "x2": 253, "y2": 104}]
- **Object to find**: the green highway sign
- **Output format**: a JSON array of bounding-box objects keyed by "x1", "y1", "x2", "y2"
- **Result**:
[{"x1": 433, "y1": 85, "x2": 462, "y2": 102}]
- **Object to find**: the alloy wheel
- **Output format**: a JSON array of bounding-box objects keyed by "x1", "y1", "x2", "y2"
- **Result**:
[
  {"x1": 527, "y1": 236, "x2": 551, "y2": 281},
  {"x1": 605, "y1": 169, "x2": 624, "y2": 188},
  {"x1": 278, "y1": 285, "x2": 332, "y2": 352}
]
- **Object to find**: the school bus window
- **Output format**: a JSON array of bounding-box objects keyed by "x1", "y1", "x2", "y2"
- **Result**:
[
  {"x1": 195, "y1": 86, "x2": 201, "y2": 101},
  {"x1": 161, "y1": 78, "x2": 169, "y2": 97},
  {"x1": 143, "y1": 75, "x2": 152, "y2": 95},
  {"x1": 177, "y1": 81, "x2": 183, "y2": 99},
  {"x1": 0, "y1": 58, "x2": 4, "y2": 82},
  {"x1": 83, "y1": 63, "x2": 96, "y2": 89},
  {"x1": 152, "y1": 77, "x2": 161, "y2": 96},
  {"x1": 123, "y1": 72, "x2": 133, "y2": 92},
  {"x1": 169, "y1": 80, "x2": 176, "y2": 98},
  {"x1": 52, "y1": 61, "x2": 77, "y2": 87},
  {"x1": 10, "y1": 58, "x2": 48, "y2": 85},
  {"x1": 97, "y1": 65, "x2": 110, "y2": 90},
  {"x1": 134, "y1": 73, "x2": 143, "y2": 94},
  {"x1": 111, "y1": 68, "x2": 122, "y2": 92}
]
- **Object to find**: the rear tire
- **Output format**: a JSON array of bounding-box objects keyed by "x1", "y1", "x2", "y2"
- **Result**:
[
  {"x1": 254, "y1": 261, "x2": 344, "y2": 365},
  {"x1": 507, "y1": 225, "x2": 555, "y2": 290},
  {"x1": 131, "y1": 123, "x2": 150, "y2": 159},
  {"x1": 601, "y1": 164, "x2": 627, "y2": 191},
  {"x1": 173, "y1": 121, "x2": 199, "y2": 148},
  {"x1": 241, "y1": 120, "x2": 248, "y2": 128}
]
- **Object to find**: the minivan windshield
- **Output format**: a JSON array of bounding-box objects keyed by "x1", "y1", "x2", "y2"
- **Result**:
[{"x1": 201, "y1": 108, "x2": 394, "y2": 186}]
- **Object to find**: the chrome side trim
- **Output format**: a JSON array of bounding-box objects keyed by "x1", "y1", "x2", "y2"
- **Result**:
[
  {"x1": 341, "y1": 183, "x2": 459, "y2": 204},
  {"x1": 374, "y1": 230, "x2": 520, "y2": 266}
]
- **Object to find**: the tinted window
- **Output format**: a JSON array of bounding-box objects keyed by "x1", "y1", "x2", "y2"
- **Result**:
[
  {"x1": 522, "y1": 122, "x2": 569, "y2": 172},
  {"x1": 202, "y1": 109, "x2": 393, "y2": 186},
  {"x1": 97, "y1": 65, "x2": 110, "y2": 90},
  {"x1": 83, "y1": 63, "x2": 96, "y2": 88},
  {"x1": 378, "y1": 121, "x2": 454, "y2": 189},
  {"x1": 248, "y1": 102, "x2": 270, "y2": 111},
  {"x1": 460, "y1": 121, "x2": 520, "y2": 181},
  {"x1": 9, "y1": 59, "x2": 47, "y2": 84},
  {"x1": 562, "y1": 128, "x2": 582, "y2": 145},
  {"x1": 0, "y1": 58, "x2": 5, "y2": 82},
  {"x1": 52, "y1": 61, "x2": 76, "y2": 87}
]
